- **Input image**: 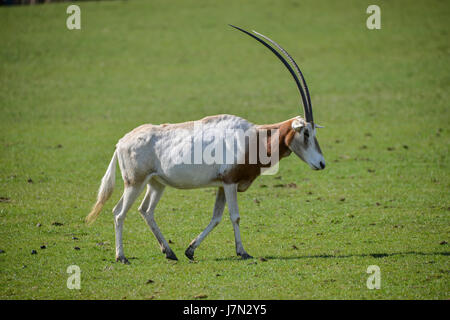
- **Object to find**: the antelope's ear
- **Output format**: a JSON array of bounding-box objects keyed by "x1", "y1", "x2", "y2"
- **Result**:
[{"x1": 291, "y1": 119, "x2": 303, "y2": 132}]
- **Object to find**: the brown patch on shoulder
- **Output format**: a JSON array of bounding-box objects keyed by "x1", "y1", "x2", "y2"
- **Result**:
[
  {"x1": 223, "y1": 119, "x2": 296, "y2": 189},
  {"x1": 223, "y1": 164, "x2": 261, "y2": 188}
]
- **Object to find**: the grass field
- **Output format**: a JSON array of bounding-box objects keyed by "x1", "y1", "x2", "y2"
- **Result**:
[{"x1": 0, "y1": 0, "x2": 449, "y2": 299}]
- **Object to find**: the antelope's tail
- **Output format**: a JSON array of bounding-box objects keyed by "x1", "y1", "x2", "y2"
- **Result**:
[{"x1": 85, "y1": 150, "x2": 118, "y2": 224}]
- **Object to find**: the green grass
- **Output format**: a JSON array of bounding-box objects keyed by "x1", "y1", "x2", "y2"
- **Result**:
[{"x1": 0, "y1": 0, "x2": 449, "y2": 299}]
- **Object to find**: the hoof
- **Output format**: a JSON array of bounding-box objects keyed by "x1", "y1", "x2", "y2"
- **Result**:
[
  {"x1": 165, "y1": 250, "x2": 178, "y2": 261},
  {"x1": 239, "y1": 253, "x2": 253, "y2": 260},
  {"x1": 116, "y1": 256, "x2": 130, "y2": 264},
  {"x1": 185, "y1": 246, "x2": 195, "y2": 261}
]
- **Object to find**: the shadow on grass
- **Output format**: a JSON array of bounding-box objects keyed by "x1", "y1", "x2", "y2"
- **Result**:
[{"x1": 213, "y1": 251, "x2": 450, "y2": 262}]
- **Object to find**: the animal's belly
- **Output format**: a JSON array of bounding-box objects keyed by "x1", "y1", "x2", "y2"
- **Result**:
[{"x1": 154, "y1": 164, "x2": 223, "y2": 189}]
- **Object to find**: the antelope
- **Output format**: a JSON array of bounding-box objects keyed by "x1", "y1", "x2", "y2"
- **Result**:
[{"x1": 85, "y1": 25, "x2": 325, "y2": 263}]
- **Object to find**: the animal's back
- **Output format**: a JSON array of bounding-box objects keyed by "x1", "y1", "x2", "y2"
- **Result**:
[{"x1": 115, "y1": 114, "x2": 255, "y2": 189}]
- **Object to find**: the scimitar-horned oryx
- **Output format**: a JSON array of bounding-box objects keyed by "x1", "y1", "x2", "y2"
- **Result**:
[{"x1": 86, "y1": 25, "x2": 325, "y2": 264}]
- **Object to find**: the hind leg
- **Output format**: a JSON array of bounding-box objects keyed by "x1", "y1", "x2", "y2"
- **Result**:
[
  {"x1": 138, "y1": 179, "x2": 177, "y2": 260},
  {"x1": 113, "y1": 182, "x2": 146, "y2": 264}
]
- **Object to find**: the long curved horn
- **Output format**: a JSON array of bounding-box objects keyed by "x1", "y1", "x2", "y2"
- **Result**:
[
  {"x1": 230, "y1": 24, "x2": 312, "y2": 122},
  {"x1": 252, "y1": 30, "x2": 313, "y2": 124}
]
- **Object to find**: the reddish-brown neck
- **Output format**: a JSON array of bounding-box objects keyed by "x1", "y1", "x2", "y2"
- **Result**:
[
  {"x1": 257, "y1": 118, "x2": 295, "y2": 160},
  {"x1": 221, "y1": 119, "x2": 296, "y2": 187}
]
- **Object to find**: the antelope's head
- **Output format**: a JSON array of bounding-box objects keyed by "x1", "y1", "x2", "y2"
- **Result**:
[
  {"x1": 289, "y1": 117, "x2": 325, "y2": 170},
  {"x1": 231, "y1": 25, "x2": 325, "y2": 170}
]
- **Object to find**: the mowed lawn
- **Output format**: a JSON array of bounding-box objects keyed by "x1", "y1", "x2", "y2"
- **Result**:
[{"x1": 0, "y1": 0, "x2": 448, "y2": 299}]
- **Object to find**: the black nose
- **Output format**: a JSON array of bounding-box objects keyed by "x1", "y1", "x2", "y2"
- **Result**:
[{"x1": 319, "y1": 161, "x2": 325, "y2": 169}]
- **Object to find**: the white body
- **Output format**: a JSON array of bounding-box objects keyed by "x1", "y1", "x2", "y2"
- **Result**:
[
  {"x1": 86, "y1": 114, "x2": 325, "y2": 262},
  {"x1": 116, "y1": 114, "x2": 254, "y2": 190}
]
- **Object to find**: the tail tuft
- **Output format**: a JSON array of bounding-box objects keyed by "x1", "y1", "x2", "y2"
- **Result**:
[
  {"x1": 85, "y1": 151, "x2": 117, "y2": 225},
  {"x1": 85, "y1": 201, "x2": 104, "y2": 225}
]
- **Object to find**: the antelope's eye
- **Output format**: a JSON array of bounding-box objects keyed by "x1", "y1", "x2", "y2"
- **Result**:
[{"x1": 304, "y1": 129, "x2": 310, "y2": 138}]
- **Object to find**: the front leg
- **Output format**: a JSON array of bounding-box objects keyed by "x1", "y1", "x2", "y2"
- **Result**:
[
  {"x1": 223, "y1": 183, "x2": 253, "y2": 259},
  {"x1": 185, "y1": 187, "x2": 225, "y2": 260}
]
